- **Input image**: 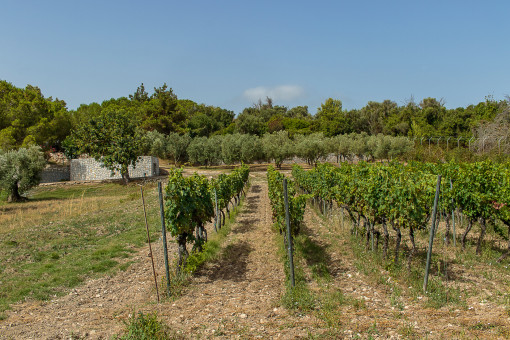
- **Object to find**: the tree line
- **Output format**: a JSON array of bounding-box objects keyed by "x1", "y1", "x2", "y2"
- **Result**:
[
  {"x1": 143, "y1": 130, "x2": 414, "y2": 168},
  {"x1": 1, "y1": 80, "x2": 509, "y2": 153},
  {"x1": 0, "y1": 79, "x2": 508, "y2": 202}
]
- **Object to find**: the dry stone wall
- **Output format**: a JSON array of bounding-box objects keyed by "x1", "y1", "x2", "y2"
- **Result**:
[
  {"x1": 70, "y1": 156, "x2": 159, "y2": 181},
  {"x1": 40, "y1": 165, "x2": 71, "y2": 183}
]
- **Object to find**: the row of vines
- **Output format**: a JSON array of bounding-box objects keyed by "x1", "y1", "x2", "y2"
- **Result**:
[
  {"x1": 163, "y1": 164, "x2": 250, "y2": 273},
  {"x1": 291, "y1": 161, "x2": 510, "y2": 267},
  {"x1": 266, "y1": 166, "x2": 307, "y2": 237}
]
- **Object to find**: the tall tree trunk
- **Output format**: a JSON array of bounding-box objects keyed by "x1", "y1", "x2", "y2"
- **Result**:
[
  {"x1": 7, "y1": 181, "x2": 22, "y2": 202},
  {"x1": 462, "y1": 218, "x2": 473, "y2": 249},
  {"x1": 476, "y1": 218, "x2": 487, "y2": 255},
  {"x1": 121, "y1": 168, "x2": 131, "y2": 185}
]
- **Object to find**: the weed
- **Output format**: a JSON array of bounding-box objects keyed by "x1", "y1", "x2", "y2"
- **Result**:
[
  {"x1": 469, "y1": 321, "x2": 497, "y2": 330},
  {"x1": 352, "y1": 298, "x2": 367, "y2": 310},
  {"x1": 367, "y1": 320, "x2": 379, "y2": 337},
  {"x1": 114, "y1": 311, "x2": 183, "y2": 340},
  {"x1": 399, "y1": 321, "x2": 416, "y2": 338}
]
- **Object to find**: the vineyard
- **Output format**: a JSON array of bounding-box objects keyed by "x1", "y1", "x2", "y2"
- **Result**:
[
  {"x1": 1, "y1": 162, "x2": 510, "y2": 338},
  {"x1": 289, "y1": 160, "x2": 510, "y2": 264},
  {"x1": 164, "y1": 164, "x2": 250, "y2": 273}
]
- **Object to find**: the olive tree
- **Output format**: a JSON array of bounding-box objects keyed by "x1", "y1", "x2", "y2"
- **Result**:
[
  {"x1": 261, "y1": 131, "x2": 293, "y2": 169},
  {"x1": 220, "y1": 133, "x2": 242, "y2": 164},
  {"x1": 187, "y1": 136, "x2": 222, "y2": 166},
  {"x1": 294, "y1": 133, "x2": 328, "y2": 166},
  {"x1": 239, "y1": 134, "x2": 263, "y2": 163},
  {"x1": 166, "y1": 132, "x2": 191, "y2": 165},
  {"x1": 0, "y1": 146, "x2": 46, "y2": 202}
]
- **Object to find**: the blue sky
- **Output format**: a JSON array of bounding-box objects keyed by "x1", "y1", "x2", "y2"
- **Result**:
[{"x1": 1, "y1": 0, "x2": 509, "y2": 114}]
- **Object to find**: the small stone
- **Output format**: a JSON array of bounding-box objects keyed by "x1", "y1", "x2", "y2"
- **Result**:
[{"x1": 240, "y1": 313, "x2": 247, "y2": 319}]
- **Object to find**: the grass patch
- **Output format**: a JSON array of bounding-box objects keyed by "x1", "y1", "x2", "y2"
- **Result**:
[
  {"x1": 469, "y1": 321, "x2": 498, "y2": 331},
  {"x1": 398, "y1": 320, "x2": 417, "y2": 338},
  {"x1": 0, "y1": 182, "x2": 161, "y2": 314}
]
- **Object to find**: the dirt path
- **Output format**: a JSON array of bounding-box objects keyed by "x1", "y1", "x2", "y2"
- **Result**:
[
  {"x1": 147, "y1": 173, "x2": 321, "y2": 338},
  {"x1": 0, "y1": 173, "x2": 320, "y2": 339}
]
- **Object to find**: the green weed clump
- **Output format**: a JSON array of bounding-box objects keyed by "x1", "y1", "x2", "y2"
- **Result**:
[{"x1": 114, "y1": 312, "x2": 183, "y2": 340}]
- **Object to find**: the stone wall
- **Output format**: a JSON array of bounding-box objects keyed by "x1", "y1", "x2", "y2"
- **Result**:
[
  {"x1": 40, "y1": 164, "x2": 71, "y2": 183},
  {"x1": 70, "y1": 156, "x2": 159, "y2": 181}
]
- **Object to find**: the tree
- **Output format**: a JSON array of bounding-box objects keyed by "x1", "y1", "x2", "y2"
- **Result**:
[
  {"x1": 0, "y1": 80, "x2": 72, "y2": 150},
  {"x1": 0, "y1": 146, "x2": 46, "y2": 202},
  {"x1": 261, "y1": 131, "x2": 293, "y2": 168},
  {"x1": 72, "y1": 109, "x2": 142, "y2": 184},
  {"x1": 138, "y1": 84, "x2": 182, "y2": 134},
  {"x1": 239, "y1": 134, "x2": 263, "y2": 163},
  {"x1": 187, "y1": 136, "x2": 221, "y2": 166},
  {"x1": 236, "y1": 111, "x2": 266, "y2": 136},
  {"x1": 294, "y1": 133, "x2": 328, "y2": 166},
  {"x1": 359, "y1": 100, "x2": 398, "y2": 135},
  {"x1": 315, "y1": 98, "x2": 350, "y2": 136},
  {"x1": 166, "y1": 132, "x2": 191, "y2": 166},
  {"x1": 286, "y1": 105, "x2": 311, "y2": 119}
]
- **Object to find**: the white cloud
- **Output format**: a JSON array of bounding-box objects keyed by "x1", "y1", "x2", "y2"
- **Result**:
[{"x1": 243, "y1": 85, "x2": 305, "y2": 103}]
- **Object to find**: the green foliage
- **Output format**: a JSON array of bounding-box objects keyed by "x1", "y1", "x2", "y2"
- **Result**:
[
  {"x1": 187, "y1": 136, "x2": 221, "y2": 166},
  {"x1": 0, "y1": 80, "x2": 72, "y2": 150},
  {"x1": 261, "y1": 131, "x2": 292, "y2": 168},
  {"x1": 166, "y1": 133, "x2": 191, "y2": 165},
  {"x1": 294, "y1": 133, "x2": 328, "y2": 166},
  {"x1": 293, "y1": 159, "x2": 510, "y2": 261},
  {"x1": 315, "y1": 98, "x2": 350, "y2": 136},
  {"x1": 0, "y1": 146, "x2": 46, "y2": 202},
  {"x1": 71, "y1": 109, "x2": 143, "y2": 183},
  {"x1": 164, "y1": 165, "x2": 249, "y2": 273},
  {"x1": 267, "y1": 166, "x2": 306, "y2": 235},
  {"x1": 164, "y1": 169, "x2": 214, "y2": 241},
  {"x1": 115, "y1": 312, "x2": 175, "y2": 340}
]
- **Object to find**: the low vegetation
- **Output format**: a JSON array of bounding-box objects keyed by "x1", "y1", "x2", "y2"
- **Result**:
[{"x1": 0, "y1": 181, "x2": 160, "y2": 315}]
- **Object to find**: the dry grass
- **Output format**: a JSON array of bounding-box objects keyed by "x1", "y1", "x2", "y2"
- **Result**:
[{"x1": 0, "y1": 182, "x2": 161, "y2": 315}]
